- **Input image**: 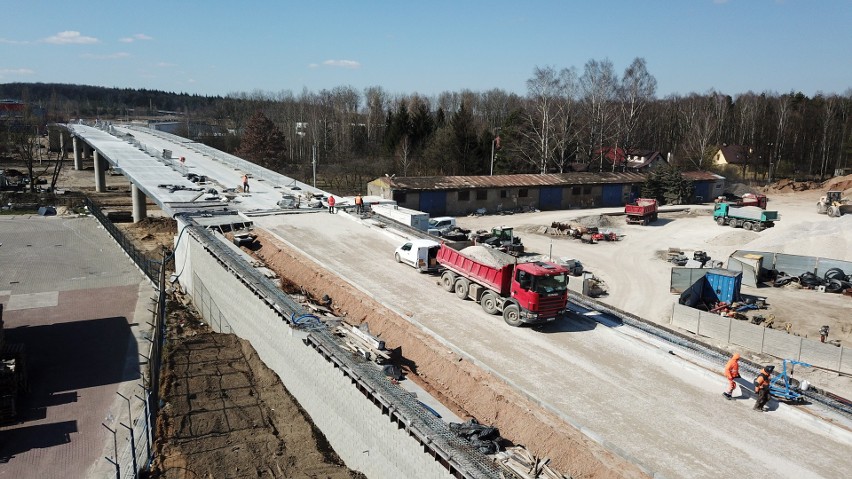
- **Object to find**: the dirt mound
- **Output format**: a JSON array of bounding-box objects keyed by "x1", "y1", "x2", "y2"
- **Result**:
[
  {"x1": 705, "y1": 230, "x2": 760, "y2": 247},
  {"x1": 822, "y1": 174, "x2": 852, "y2": 194},
  {"x1": 250, "y1": 229, "x2": 646, "y2": 479},
  {"x1": 725, "y1": 182, "x2": 758, "y2": 198},
  {"x1": 766, "y1": 178, "x2": 821, "y2": 193},
  {"x1": 575, "y1": 214, "x2": 620, "y2": 228}
]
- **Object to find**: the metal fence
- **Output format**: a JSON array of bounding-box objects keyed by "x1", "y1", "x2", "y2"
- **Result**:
[
  {"x1": 85, "y1": 196, "x2": 168, "y2": 478},
  {"x1": 671, "y1": 304, "x2": 851, "y2": 374},
  {"x1": 84, "y1": 197, "x2": 163, "y2": 283}
]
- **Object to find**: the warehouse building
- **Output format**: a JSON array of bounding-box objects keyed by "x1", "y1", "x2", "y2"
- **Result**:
[{"x1": 368, "y1": 171, "x2": 725, "y2": 216}]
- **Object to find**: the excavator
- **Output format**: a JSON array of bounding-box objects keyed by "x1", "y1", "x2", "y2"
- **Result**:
[{"x1": 816, "y1": 191, "x2": 852, "y2": 217}]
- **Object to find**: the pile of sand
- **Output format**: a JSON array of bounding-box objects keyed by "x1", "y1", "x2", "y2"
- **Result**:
[
  {"x1": 576, "y1": 214, "x2": 620, "y2": 228},
  {"x1": 726, "y1": 182, "x2": 758, "y2": 197},
  {"x1": 822, "y1": 174, "x2": 852, "y2": 195}
]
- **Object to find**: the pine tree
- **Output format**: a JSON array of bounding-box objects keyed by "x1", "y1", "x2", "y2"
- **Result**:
[{"x1": 235, "y1": 110, "x2": 288, "y2": 171}]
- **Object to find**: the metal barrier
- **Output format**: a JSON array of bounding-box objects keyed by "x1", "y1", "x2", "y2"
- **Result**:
[
  {"x1": 84, "y1": 197, "x2": 162, "y2": 283},
  {"x1": 672, "y1": 303, "x2": 850, "y2": 375},
  {"x1": 84, "y1": 196, "x2": 168, "y2": 478}
]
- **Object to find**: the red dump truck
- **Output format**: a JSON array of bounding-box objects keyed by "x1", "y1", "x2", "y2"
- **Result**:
[
  {"x1": 625, "y1": 198, "x2": 658, "y2": 225},
  {"x1": 436, "y1": 244, "x2": 570, "y2": 327},
  {"x1": 715, "y1": 193, "x2": 768, "y2": 209}
]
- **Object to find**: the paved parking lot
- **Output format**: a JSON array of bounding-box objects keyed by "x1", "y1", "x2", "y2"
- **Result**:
[{"x1": 0, "y1": 215, "x2": 152, "y2": 479}]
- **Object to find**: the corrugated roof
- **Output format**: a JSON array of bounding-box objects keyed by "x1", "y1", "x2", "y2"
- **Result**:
[
  {"x1": 682, "y1": 171, "x2": 726, "y2": 181},
  {"x1": 380, "y1": 172, "x2": 648, "y2": 191}
]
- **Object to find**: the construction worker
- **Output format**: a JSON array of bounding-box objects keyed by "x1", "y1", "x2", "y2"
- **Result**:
[
  {"x1": 723, "y1": 353, "x2": 741, "y2": 399},
  {"x1": 327, "y1": 195, "x2": 336, "y2": 214},
  {"x1": 753, "y1": 365, "x2": 774, "y2": 412},
  {"x1": 242, "y1": 174, "x2": 250, "y2": 193},
  {"x1": 355, "y1": 193, "x2": 364, "y2": 214}
]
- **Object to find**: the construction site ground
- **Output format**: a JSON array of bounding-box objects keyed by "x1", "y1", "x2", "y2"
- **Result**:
[{"x1": 7, "y1": 159, "x2": 852, "y2": 478}]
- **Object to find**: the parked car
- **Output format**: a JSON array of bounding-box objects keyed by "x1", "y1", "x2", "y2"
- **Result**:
[{"x1": 394, "y1": 239, "x2": 441, "y2": 273}]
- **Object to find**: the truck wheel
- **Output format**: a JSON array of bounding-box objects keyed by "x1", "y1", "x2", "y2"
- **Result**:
[
  {"x1": 828, "y1": 206, "x2": 839, "y2": 217},
  {"x1": 753, "y1": 223, "x2": 764, "y2": 232},
  {"x1": 817, "y1": 203, "x2": 827, "y2": 214},
  {"x1": 480, "y1": 292, "x2": 499, "y2": 315},
  {"x1": 503, "y1": 305, "x2": 522, "y2": 327},
  {"x1": 743, "y1": 222, "x2": 753, "y2": 231},
  {"x1": 440, "y1": 272, "x2": 456, "y2": 292},
  {"x1": 454, "y1": 279, "x2": 470, "y2": 299},
  {"x1": 394, "y1": 253, "x2": 401, "y2": 263},
  {"x1": 730, "y1": 219, "x2": 740, "y2": 228},
  {"x1": 642, "y1": 218, "x2": 649, "y2": 226},
  {"x1": 716, "y1": 217, "x2": 726, "y2": 226}
]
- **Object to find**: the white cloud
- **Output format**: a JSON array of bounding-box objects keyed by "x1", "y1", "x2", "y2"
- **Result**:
[
  {"x1": 156, "y1": 62, "x2": 176, "y2": 68},
  {"x1": 42, "y1": 31, "x2": 99, "y2": 45},
  {"x1": 120, "y1": 33, "x2": 153, "y2": 43},
  {"x1": 80, "y1": 52, "x2": 130, "y2": 60},
  {"x1": 0, "y1": 38, "x2": 28, "y2": 45},
  {"x1": 308, "y1": 63, "x2": 319, "y2": 69},
  {"x1": 0, "y1": 68, "x2": 35, "y2": 76},
  {"x1": 321, "y1": 59, "x2": 361, "y2": 69}
]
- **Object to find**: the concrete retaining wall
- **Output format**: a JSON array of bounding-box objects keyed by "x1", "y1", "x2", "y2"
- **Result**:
[
  {"x1": 175, "y1": 224, "x2": 476, "y2": 479},
  {"x1": 672, "y1": 304, "x2": 850, "y2": 374}
]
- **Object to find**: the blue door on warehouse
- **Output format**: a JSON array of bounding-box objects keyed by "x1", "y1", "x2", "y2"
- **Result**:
[
  {"x1": 601, "y1": 184, "x2": 624, "y2": 206},
  {"x1": 419, "y1": 191, "x2": 447, "y2": 216},
  {"x1": 538, "y1": 187, "x2": 563, "y2": 210},
  {"x1": 693, "y1": 182, "x2": 710, "y2": 203}
]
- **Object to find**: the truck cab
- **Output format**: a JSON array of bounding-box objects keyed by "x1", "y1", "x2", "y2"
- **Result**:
[{"x1": 509, "y1": 262, "x2": 570, "y2": 325}]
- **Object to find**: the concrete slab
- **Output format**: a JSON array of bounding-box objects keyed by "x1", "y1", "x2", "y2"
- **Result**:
[{"x1": 5, "y1": 291, "x2": 59, "y2": 311}]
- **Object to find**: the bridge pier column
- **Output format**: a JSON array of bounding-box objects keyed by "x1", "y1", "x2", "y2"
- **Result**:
[
  {"x1": 72, "y1": 137, "x2": 82, "y2": 170},
  {"x1": 132, "y1": 184, "x2": 147, "y2": 223},
  {"x1": 59, "y1": 132, "x2": 65, "y2": 160},
  {"x1": 94, "y1": 150, "x2": 106, "y2": 193}
]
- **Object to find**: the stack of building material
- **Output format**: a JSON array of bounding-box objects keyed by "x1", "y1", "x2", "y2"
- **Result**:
[
  {"x1": 496, "y1": 446, "x2": 568, "y2": 478},
  {"x1": 334, "y1": 323, "x2": 390, "y2": 364}
]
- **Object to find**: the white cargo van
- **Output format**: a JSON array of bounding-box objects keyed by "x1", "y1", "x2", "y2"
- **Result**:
[{"x1": 394, "y1": 239, "x2": 441, "y2": 273}]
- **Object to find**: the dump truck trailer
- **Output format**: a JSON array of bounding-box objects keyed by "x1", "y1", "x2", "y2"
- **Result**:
[
  {"x1": 713, "y1": 203, "x2": 778, "y2": 232},
  {"x1": 625, "y1": 198, "x2": 658, "y2": 225},
  {"x1": 436, "y1": 244, "x2": 569, "y2": 326}
]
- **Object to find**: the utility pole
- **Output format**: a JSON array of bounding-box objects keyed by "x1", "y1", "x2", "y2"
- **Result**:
[{"x1": 312, "y1": 143, "x2": 317, "y2": 188}]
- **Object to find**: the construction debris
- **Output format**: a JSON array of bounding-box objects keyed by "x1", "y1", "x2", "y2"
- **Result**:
[
  {"x1": 496, "y1": 445, "x2": 571, "y2": 479},
  {"x1": 448, "y1": 418, "x2": 503, "y2": 454},
  {"x1": 334, "y1": 322, "x2": 390, "y2": 364}
]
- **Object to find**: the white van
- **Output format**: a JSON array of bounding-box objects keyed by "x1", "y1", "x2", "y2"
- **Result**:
[{"x1": 394, "y1": 239, "x2": 441, "y2": 273}]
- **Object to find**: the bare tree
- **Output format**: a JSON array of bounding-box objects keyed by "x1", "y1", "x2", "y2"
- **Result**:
[
  {"x1": 679, "y1": 92, "x2": 728, "y2": 168},
  {"x1": 578, "y1": 59, "x2": 618, "y2": 170},
  {"x1": 617, "y1": 57, "x2": 657, "y2": 152}
]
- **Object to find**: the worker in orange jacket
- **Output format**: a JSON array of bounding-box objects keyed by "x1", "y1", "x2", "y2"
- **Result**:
[
  {"x1": 753, "y1": 365, "x2": 775, "y2": 412},
  {"x1": 722, "y1": 353, "x2": 741, "y2": 399}
]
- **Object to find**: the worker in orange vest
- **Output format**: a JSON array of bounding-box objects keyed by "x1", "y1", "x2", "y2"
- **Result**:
[
  {"x1": 722, "y1": 353, "x2": 741, "y2": 400},
  {"x1": 355, "y1": 193, "x2": 364, "y2": 214},
  {"x1": 753, "y1": 365, "x2": 774, "y2": 412}
]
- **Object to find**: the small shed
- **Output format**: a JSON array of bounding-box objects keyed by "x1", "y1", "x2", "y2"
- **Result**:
[{"x1": 703, "y1": 269, "x2": 742, "y2": 304}]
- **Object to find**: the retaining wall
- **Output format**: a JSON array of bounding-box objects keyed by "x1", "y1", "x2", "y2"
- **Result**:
[
  {"x1": 174, "y1": 220, "x2": 495, "y2": 479},
  {"x1": 671, "y1": 304, "x2": 851, "y2": 374}
]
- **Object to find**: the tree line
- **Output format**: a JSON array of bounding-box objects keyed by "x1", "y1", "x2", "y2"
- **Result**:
[{"x1": 2, "y1": 61, "x2": 851, "y2": 193}]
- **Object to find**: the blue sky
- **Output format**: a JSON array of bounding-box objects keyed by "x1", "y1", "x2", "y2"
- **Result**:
[{"x1": 1, "y1": 0, "x2": 850, "y2": 99}]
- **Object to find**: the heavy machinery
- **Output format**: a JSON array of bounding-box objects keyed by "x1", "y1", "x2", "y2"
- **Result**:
[
  {"x1": 436, "y1": 244, "x2": 570, "y2": 326},
  {"x1": 816, "y1": 191, "x2": 852, "y2": 217},
  {"x1": 625, "y1": 198, "x2": 658, "y2": 225},
  {"x1": 713, "y1": 203, "x2": 779, "y2": 232},
  {"x1": 471, "y1": 226, "x2": 525, "y2": 256}
]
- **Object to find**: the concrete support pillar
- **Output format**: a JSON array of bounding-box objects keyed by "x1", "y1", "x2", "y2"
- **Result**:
[
  {"x1": 72, "y1": 137, "x2": 82, "y2": 170},
  {"x1": 132, "y1": 184, "x2": 147, "y2": 223},
  {"x1": 83, "y1": 143, "x2": 92, "y2": 162},
  {"x1": 59, "y1": 132, "x2": 65, "y2": 160},
  {"x1": 94, "y1": 150, "x2": 106, "y2": 193}
]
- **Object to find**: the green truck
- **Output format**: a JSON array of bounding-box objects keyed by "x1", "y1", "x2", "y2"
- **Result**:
[{"x1": 713, "y1": 203, "x2": 778, "y2": 232}]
